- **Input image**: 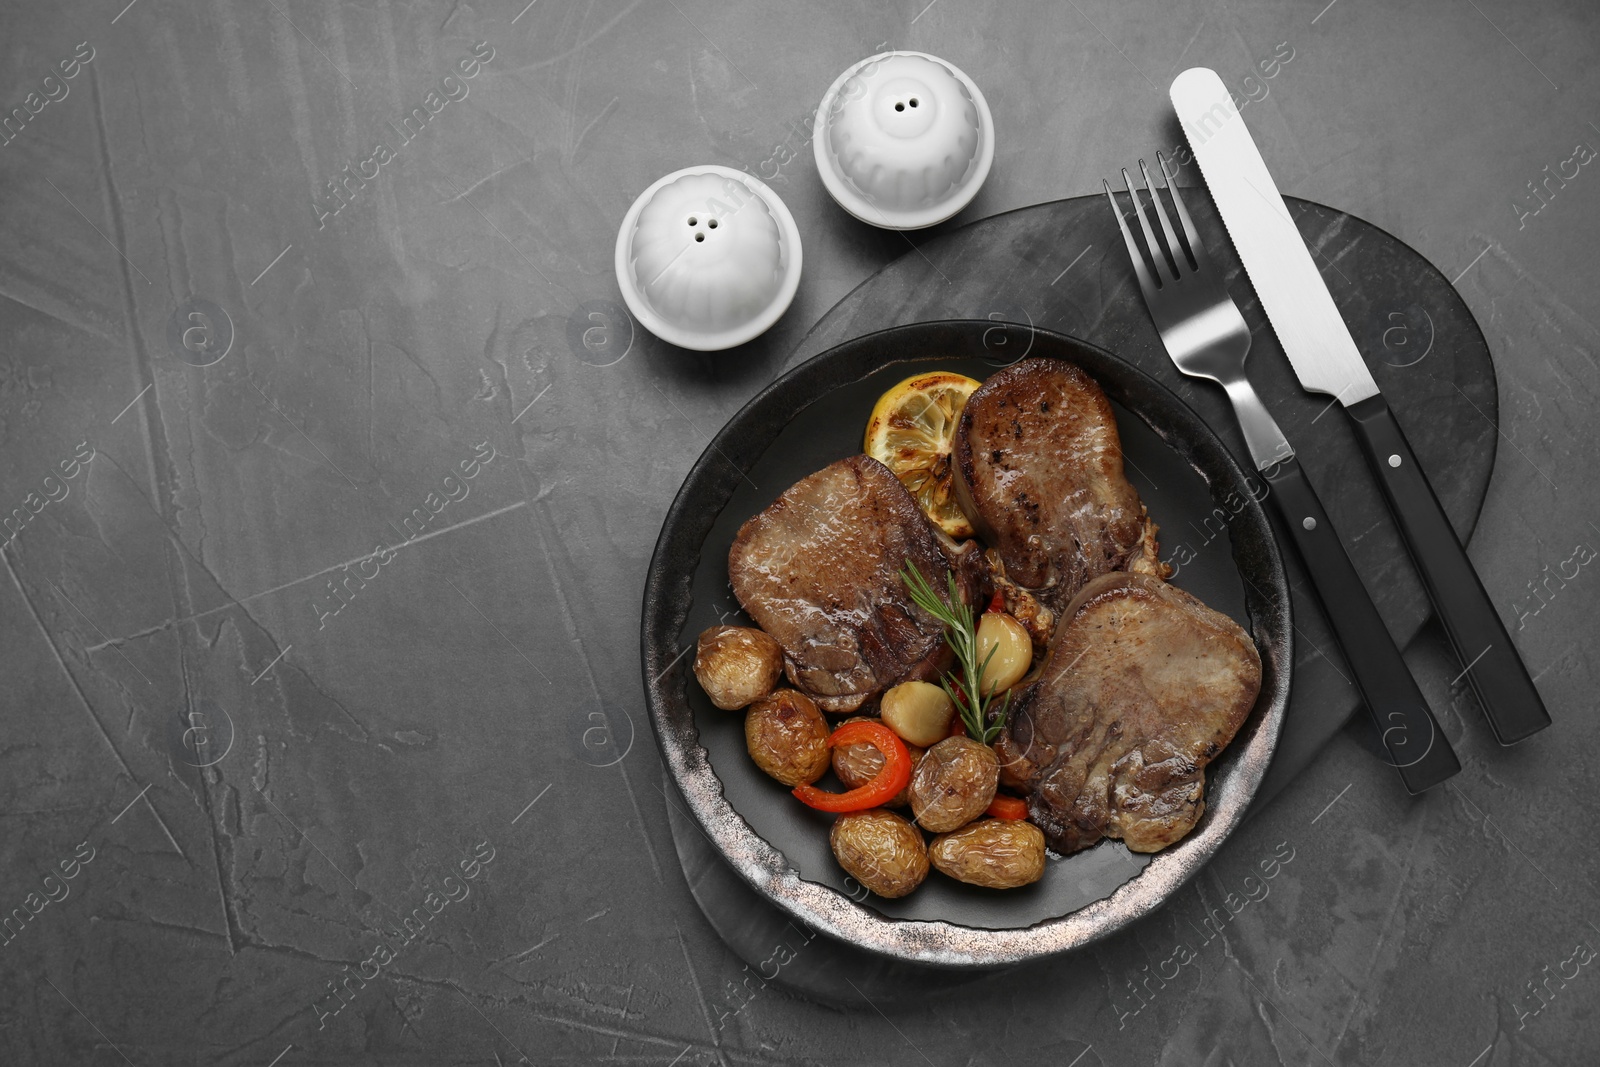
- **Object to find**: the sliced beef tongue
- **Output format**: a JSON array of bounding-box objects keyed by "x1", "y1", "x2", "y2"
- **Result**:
[
  {"x1": 728, "y1": 455, "x2": 981, "y2": 714},
  {"x1": 953, "y1": 357, "x2": 1165, "y2": 614},
  {"x1": 996, "y1": 572, "x2": 1262, "y2": 855}
]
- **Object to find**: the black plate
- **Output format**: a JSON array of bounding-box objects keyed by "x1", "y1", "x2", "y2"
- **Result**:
[{"x1": 641, "y1": 320, "x2": 1291, "y2": 967}]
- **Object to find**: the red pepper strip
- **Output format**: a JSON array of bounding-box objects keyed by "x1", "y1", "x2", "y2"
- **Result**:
[
  {"x1": 792, "y1": 721, "x2": 912, "y2": 813},
  {"x1": 986, "y1": 794, "x2": 1028, "y2": 820},
  {"x1": 986, "y1": 590, "x2": 1005, "y2": 614}
]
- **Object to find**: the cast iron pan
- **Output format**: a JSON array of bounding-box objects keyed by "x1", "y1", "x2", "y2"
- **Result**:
[{"x1": 640, "y1": 320, "x2": 1291, "y2": 967}]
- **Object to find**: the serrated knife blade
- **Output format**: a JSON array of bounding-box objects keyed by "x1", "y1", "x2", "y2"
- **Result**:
[{"x1": 1169, "y1": 65, "x2": 1550, "y2": 746}]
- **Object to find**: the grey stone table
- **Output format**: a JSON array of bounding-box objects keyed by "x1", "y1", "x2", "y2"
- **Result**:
[{"x1": 1, "y1": 2, "x2": 1596, "y2": 1065}]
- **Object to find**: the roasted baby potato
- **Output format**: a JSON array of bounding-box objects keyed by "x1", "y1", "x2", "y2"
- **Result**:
[
  {"x1": 910, "y1": 735, "x2": 1000, "y2": 832},
  {"x1": 695, "y1": 625, "x2": 784, "y2": 710},
  {"x1": 744, "y1": 689, "x2": 830, "y2": 786},
  {"x1": 929, "y1": 818, "x2": 1046, "y2": 889},
  {"x1": 829, "y1": 809, "x2": 929, "y2": 899},
  {"x1": 833, "y1": 717, "x2": 924, "y2": 807},
  {"x1": 976, "y1": 611, "x2": 1032, "y2": 694},
  {"x1": 879, "y1": 681, "x2": 956, "y2": 746}
]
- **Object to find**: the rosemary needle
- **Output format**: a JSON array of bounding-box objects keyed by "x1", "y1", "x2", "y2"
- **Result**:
[{"x1": 899, "y1": 562, "x2": 1011, "y2": 744}]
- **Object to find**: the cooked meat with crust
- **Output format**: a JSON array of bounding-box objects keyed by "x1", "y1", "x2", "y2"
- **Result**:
[
  {"x1": 729, "y1": 455, "x2": 981, "y2": 713},
  {"x1": 954, "y1": 358, "x2": 1168, "y2": 613},
  {"x1": 995, "y1": 572, "x2": 1262, "y2": 855}
]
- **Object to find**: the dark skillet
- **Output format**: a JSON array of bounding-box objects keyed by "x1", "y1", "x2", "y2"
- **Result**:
[{"x1": 640, "y1": 320, "x2": 1291, "y2": 967}]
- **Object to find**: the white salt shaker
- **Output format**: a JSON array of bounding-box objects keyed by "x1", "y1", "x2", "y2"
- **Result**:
[
  {"x1": 614, "y1": 165, "x2": 802, "y2": 351},
  {"x1": 813, "y1": 51, "x2": 995, "y2": 230}
]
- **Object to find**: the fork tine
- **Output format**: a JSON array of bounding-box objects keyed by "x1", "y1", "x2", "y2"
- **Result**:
[
  {"x1": 1157, "y1": 152, "x2": 1211, "y2": 274},
  {"x1": 1139, "y1": 158, "x2": 1186, "y2": 277},
  {"x1": 1102, "y1": 178, "x2": 1159, "y2": 297},
  {"x1": 1122, "y1": 167, "x2": 1175, "y2": 285}
]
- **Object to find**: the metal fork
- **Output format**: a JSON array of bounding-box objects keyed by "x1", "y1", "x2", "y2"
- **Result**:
[
  {"x1": 1105, "y1": 154, "x2": 1460, "y2": 794},
  {"x1": 1107, "y1": 158, "x2": 1290, "y2": 471}
]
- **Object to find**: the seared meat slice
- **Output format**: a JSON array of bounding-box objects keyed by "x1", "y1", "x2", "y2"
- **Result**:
[
  {"x1": 954, "y1": 358, "x2": 1167, "y2": 613},
  {"x1": 996, "y1": 572, "x2": 1262, "y2": 855},
  {"x1": 729, "y1": 455, "x2": 980, "y2": 713}
]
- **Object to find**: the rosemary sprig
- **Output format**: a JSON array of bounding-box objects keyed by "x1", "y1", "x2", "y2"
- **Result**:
[{"x1": 900, "y1": 563, "x2": 1011, "y2": 745}]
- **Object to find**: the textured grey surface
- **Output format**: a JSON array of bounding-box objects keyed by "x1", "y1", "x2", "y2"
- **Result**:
[{"x1": 0, "y1": 1, "x2": 1596, "y2": 1065}]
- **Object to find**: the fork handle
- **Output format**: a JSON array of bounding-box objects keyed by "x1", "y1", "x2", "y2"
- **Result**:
[
  {"x1": 1345, "y1": 395, "x2": 1551, "y2": 744},
  {"x1": 1263, "y1": 455, "x2": 1461, "y2": 792}
]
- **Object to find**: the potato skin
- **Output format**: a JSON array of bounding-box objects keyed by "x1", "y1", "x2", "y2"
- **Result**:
[
  {"x1": 744, "y1": 689, "x2": 830, "y2": 786},
  {"x1": 829, "y1": 809, "x2": 929, "y2": 899},
  {"x1": 694, "y1": 625, "x2": 783, "y2": 710},
  {"x1": 832, "y1": 717, "x2": 924, "y2": 807},
  {"x1": 929, "y1": 818, "x2": 1046, "y2": 889},
  {"x1": 909, "y1": 736, "x2": 1000, "y2": 832}
]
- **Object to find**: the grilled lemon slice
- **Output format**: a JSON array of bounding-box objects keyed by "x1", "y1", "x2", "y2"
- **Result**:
[{"x1": 864, "y1": 371, "x2": 980, "y2": 538}]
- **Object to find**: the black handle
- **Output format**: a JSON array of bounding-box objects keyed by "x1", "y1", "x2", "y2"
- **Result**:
[
  {"x1": 1264, "y1": 456, "x2": 1461, "y2": 792},
  {"x1": 1346, "y1": 395, "x2": 1551, "y2": 744}
]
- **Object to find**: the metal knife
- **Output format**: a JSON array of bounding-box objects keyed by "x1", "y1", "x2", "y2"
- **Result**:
[{"x1": 1171, "y1": 66, "x2": 1550, "y2": 745}]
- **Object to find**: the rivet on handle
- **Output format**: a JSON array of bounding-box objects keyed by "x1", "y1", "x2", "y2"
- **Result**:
[
  {"x1": 1302, "y1": 517, "x2": 1317, "y2": 530},
  {"x1": 1388, "y1": 454, "x2": 1402, "y2": 467}
]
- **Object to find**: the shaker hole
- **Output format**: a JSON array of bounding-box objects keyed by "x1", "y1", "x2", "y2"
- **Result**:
[
  {"x1": 910, "y1": 98, "x2": 919, "y2": 107},
  {"x1": 695, "y1": 233, "x2": 705, "y2": 242},
  {"x1": 708, "y1": 218, "x2": 718, "y2": 228},
  {"x1": 687, "y1": 217, "x2": 698, "y2": 226},
  {"x1": 895, "y1": 103, "x2": 904, "y2": 112}
]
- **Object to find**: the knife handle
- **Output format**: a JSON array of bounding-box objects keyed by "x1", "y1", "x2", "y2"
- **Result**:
[
  {"x1": 1263, "y1": 456, "x2": 1461, "y2": 792},
  {"x1": 1345, "y1": 395, "x2": 1551, "y2": 744}
]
